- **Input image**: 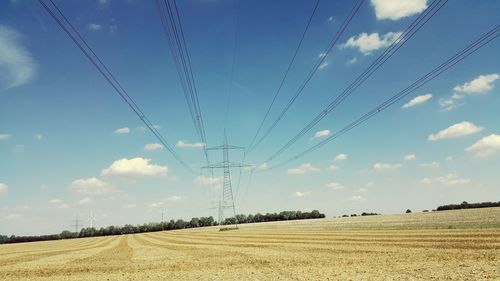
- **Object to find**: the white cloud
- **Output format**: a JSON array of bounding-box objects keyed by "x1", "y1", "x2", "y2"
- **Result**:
[
  {"x1": 293, "y1": 191, "x2": 311, "y2": 197},
  {"x1": 313, "y1": 129, "x2": 331, "y2": 139},
  {"x1": 325, "y1": 182, "x2": 344, "y2": 190},
  {"x1": 402, "y1": 93, "x2": 432, "y2": 108},
  {"x1": 144, "y1": 143, "x2": 164, "y2": 151},
  {"x1": 346, "y1": 57, "x2": 358, "y2": 65},
  {"x1": 165, "y1": 195, "x2": 184, "y2": 202},
  {"x1": 176, "y1": 140, "x2": 205, "y2": 148},
  {"x1": 122, "y1": 203, "x2": 136, "y2": 209},
  {"x1": 334, "y1": 153, "x2": 348, "y2": 161},
  {"x1": 371, "y1": 0, "x2": 428, "y2": 20},
  {"x1": 98, "y1": 0, "x2": 108, "y2": 4},
  {"x1": 71, "y1": 177, "x2": 115, "y2": 195},
  {"x1": 329, "y1": 165, "x2": 339, "y2": 171},
  {"x1": 358, "y1": 188, "x2": 368, "y2": 193},
  {"x1": 428, "y1": 121, "x2": 483, "y2": 141},
  {"x1": 419, "y1": 161, "x2": 440, "y2": 169},
  {"x1": 327, "y1": 16, "x2": 335, "y2": 22},
  {"x1": 87, "y1": 23, "x2": 103, "y2": 31},
  {"x1": 101, "y1": 157, "x2": 169, "y2": 178},
  {"x1": 59, "y1": 203, "x2": 70, "y2": 209},
  {"x1": 404, "y1": 154, "x2": 416, "y2": 161},
  {"x1": 114, "y1": 127, "x2": 130, "y2": 134},
  {"x1": 422, "y1": 173, "x2": 471, "y2": 186},
  {"x1": 34, "y1": 133, "x2": 43, "y2": 140},
  {"x1": 5, "y1": 213, "x2": 22, "y2": 220},
  {"x1": 257, "y1": 162, "x2": 268, "y2": 170},
  {"x1": 195, "y1": 175, "x2": 223, "y2": 187},
  {"x1": 349, "y1": 195, "x2": 365, "y2": 202},
  {"x1": 341, "y1": 32, "x2": 402, "y2": 55},
  {"x1": 373, "y1": 162, "x2": 401, "y2": 171},
  {"x1": 0, "y1": 134, "x2": 10, "y2": 140},
  {"x1": 466, "y1": 134, "x2": 500, "y2": 158},
  {"x1": 78, "y1": 197, "x2": 93, "y2": 205},
  {"x1": 318, "y1": 62, "x2": 329, "y2": 70},
  {"x1": 0, "y1": 183, "x2": 8, "y2": 194},
  {"x1": 48, "y1": 198, "x2": 62, "y2": 204},
  {"x1": 453, "y1": 74, "x2": 499, "y2": 94},
  {"x1": 0, "y1": 25, "x2": 36, "y2": 89},
  {"x1": 318, "y1": 52, "x2": 327, "y2": 58},
  {"x1": 148, "y1": 201, "x2": 164, "y2": 208},
  {"x1": 365, "y1": 181, "x2": 375, "y2": 187},
  {"x1": 287, "y1": 163, "x2": 319, "y2": 174}
]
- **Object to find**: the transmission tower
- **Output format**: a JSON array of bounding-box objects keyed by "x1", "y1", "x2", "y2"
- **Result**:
[
  {"x1": 87, "y1": 209, "x2": 96, "y2": 228},
  {"x1": 71, "y1": 214, "x2": 83, "y2": 233},
  {"x1": 203, "y1": 132, "x2": 251, "y2": 230}
]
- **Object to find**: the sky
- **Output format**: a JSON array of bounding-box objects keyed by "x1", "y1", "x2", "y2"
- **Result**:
[{"x1": 1, "y1": 0, "x2": 499, "y2": 236}]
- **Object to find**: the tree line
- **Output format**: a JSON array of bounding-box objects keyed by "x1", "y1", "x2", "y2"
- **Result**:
[
  {"x1": 436, "y1": 201, "x2": 500, "y2": 211},
  {"x1": 0, "y1": 210, "x2": 325, "y2": 244}
]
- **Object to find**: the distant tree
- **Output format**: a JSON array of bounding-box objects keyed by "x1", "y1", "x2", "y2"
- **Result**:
[{"x1": 406, "y1": 209, "x2": 412, "y2": 213}]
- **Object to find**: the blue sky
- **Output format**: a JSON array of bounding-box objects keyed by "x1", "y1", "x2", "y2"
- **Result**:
[{"x1": 1, "y1": 0, "x2": 499, "y2": 235}]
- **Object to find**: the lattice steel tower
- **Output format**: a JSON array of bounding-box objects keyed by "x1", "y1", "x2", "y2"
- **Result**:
[{"x1": 203, "y1": 132, "x2": 250, "y2": 229}]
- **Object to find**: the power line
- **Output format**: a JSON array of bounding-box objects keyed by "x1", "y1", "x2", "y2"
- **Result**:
[
  {"x1": 246, "y1": 0, "x2": 365, "y2": 153},
  {"x1": 39, "y1": 0, "x2": 194, "y2": 173},
  {"x1": 224, "y1": 0, "x2": 242, "y2": 129},
  {"x1": 262, "y1": 0, "x2": 448, "y2": 163},
  {"x1": 264, "y1": 24, "x2": 500, "y2": 171},
  {"x1": 246, "y1": 0, "x2": 320, "y2": 151},
  {"x1": 155, "y1": 0, "x2": 211, "y2": 166}
]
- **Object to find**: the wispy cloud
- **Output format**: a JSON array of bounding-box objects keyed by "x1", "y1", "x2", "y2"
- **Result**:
[
  {"x1": 195, "y1": 175, "x2": 223, "y2": 187},
  {"x1": 318, "y1": 62, "x2": 329, "y2": 70},
  {"x1": 0, "y1": 25, "x2": 36, "y2": 89},
  {"x1": 373, "y1": 162, "x2": 401, "y2": 171},
  {"x1": 87, "y1": 23, "x2": 103, "y2": 31},
  {"x1": 114, "y1": 127, "x2": 130, "y2": 134},
  {"x1": 325, "y1": 182, "x2": 344, "y2": 190},
  {"x1": 346, "y1": 57, "x2": 357, "y2": 65},
  {"x1": 293, "y1": 191, "x2": 311, "y2": 197},
  {"x1": 439, "y1": 74, "x2": 499, "y2": 111},
  {"x1": 0, "y1": 134, "x2": 11, "y2": 140},
  {"x1": 144, "y1": 143, "x2": 164, "y2": 151},
  {"x1": 176, "y1": 140, "x2": 205, "y2": 148},
  {"x1": 71, "y1": 177, "x2": 115, "y2": 195},
  {"x1": 287, "y1": 163, "x2": 319, "y2": 175},
  {"x1": 404, "y1": 154, "x2": 416, "y2": 161},
  {"x1": 421, "y1": 173, "x2": 471, "y2": 186},
  {"x1": 334, "y1": 153, "x2": 348, "y2": 161},
  {"x1": 0, "y1": 183, "x2": 8, "y2": 194},
  {"x1": 312, "y1": 129, "x2": 330, "y2": 139},
  {"x1": 419, "y1": 161, "x2": 440, "y2": 169}
]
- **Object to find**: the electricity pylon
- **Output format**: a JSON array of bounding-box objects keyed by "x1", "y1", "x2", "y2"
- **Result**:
[
  {"x1": 87, "y1": 209, "x2": 96, "y2": 228},
  {"x1": 71, "y1": 214, "x2": 83, "y2": 233},
  {"x1": 203, "y1": 132, "x2": 251, "y2": 229}
]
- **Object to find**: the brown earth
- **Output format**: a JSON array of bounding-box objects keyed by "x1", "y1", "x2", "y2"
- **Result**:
[{"x1": 1, "y1": 207, "x2": 499, "y2": 280}]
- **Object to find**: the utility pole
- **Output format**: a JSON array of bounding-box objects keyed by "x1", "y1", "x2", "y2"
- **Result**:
[
  {"x1": 203, "y1": 131, "x2": 251, "y2": 230},
  {"x1": 87, "y1": 209, "x2": 96, "y2": 228},
  {"x1": 71, "y1": 214, "x2": 83, "y2": 233}
]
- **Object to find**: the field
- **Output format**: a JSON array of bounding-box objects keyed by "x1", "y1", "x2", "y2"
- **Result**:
[{"x1": 1, "y1": 208, "x2": 499, "y2": 280}]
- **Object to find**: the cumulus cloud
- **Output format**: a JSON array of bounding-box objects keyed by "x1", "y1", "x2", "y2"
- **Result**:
[
  {"x1": 176, "y1": 140, "x2": 205, "y2": 148},
  {"x1": 453, "y1": 74, "x2": 499, "y2": 94},
  {"x1": 402, "y1": 93, "x2": 432, "y2": 108},
  {"x1": 0, "y1": 134, "x2": 10, "y2": 140},
  {"x1": 428, "y1": 121, "x2": 483, "y2": 141},
  {"x1": 144, "y1": 143, "x2": 164, "y2": 151},
  {"x1": 195, "y1": 175, "x2": 223, "y2": 187},
  {"x1": 87, "y1": 23, "x2": 103, "y2": 31},
  {"x1": 371, "y1": 0, "x2": 428, "y2": 20},
  {"x1": 404, "y1": 154, "x2": 416, "y2": 161},
  {"x1": 293, "y1": 191, "x2": 311, "y2": 197},
  {"x1": 440, "y1": 74, "x2": 499, "y2": 111},
  {"x1": 419, "y1": 161, "x2": 440, "y2": 169},
  {"x1": 341, "y1": 31, "x2": 402, "y2": 55},
  {"x1": 334, "y1": 153, "x2": 348, "y2": 161},
  {"x1": 0, "y1": 183, "x2": 8, "y2": 194},
  {"x1": 114, "y1": 127, "x2": 130, "y2": 134},
  {"x1": 71, "y1": 177, "x2": 115, "y2": 195},
  {"x1": 421, "y1": 173, "x2": 471, "y2": 186},
  {"x1": 313, "y1": 129, "x2": 331, "y2": 139},
  {"x1": 325, "y1": 182, "x2": 344, "y2": 190},
  {"x1": 0, "y1": 25, "x2": 36, "y2": 89},
  {"x1": 287, "y1": 163, "x2": 319, "y2": 175},
  {"x1": 465, "y1": 134, "x2": 500, "y2": 158},
  {"x1": 101, "y1": 157, "x2": 169, "y2": 178},
  {"x1": 373, "y1": 162, "x2": 401, "y2": 171}
]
